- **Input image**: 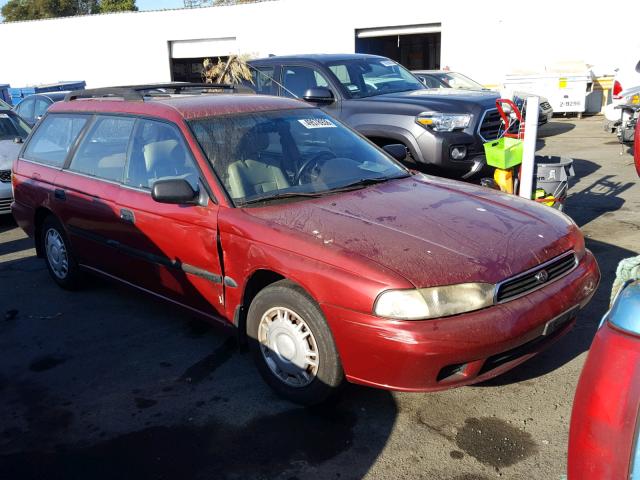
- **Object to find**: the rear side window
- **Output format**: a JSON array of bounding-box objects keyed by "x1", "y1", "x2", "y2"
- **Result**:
[
  {"x1": 69, "y1": 116, "x2": 134, "y2": 182},
  {"x1": 23, "y1": 114, "x2": 88, "y2": 167},
  {"x1": 250, "y1": 66, "x2": 276, "y2": 95}
]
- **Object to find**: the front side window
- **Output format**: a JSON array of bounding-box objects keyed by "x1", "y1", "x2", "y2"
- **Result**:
[
  {"x1": 325, "y1": 58, "x2": 424, "y2": 99},
  {"x1": 282, "y1": 66, "x2": 330, "y2": 98},
  {"x1": 0, "y1": 112, "x2": 30, "y2": 141},
  {"x1": 34, "y1": 97, "x2": 51, "y2": 119},
  {"x1": 22, "y1": 114, "x2": 88, "y2": 167},
  {"x1": 124, "y1": 119, "x2": 199, "y2": 190},
  {"x1": 69, "y1": 116, "x2": 134, "y2": 182},
  {"x1": 189, "y1": 108, "x2": 408, "y2": 205}
]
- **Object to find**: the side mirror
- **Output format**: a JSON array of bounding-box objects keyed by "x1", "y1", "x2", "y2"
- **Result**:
[
  {"x1": 14, "y1": 137, "x2": 23, "y2": 144},
  {"x1": 152, "y1": 178, "x2": 198, "y2": 205},
  {"x1": 302, "y1": 87, "x2": 334, "y2": 104},
  {"x1": 636, "y1": 60, "x2": 640, "y2": 74},
  {"x1": 383, "y1": 144, "x2": 407, "y2": 161}
]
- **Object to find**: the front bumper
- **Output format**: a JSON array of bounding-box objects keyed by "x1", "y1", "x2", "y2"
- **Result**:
[
  {"x1": 414, "y1": 127, "x2": 486, "y2": 172},
  {"x1": 322, "y1": 250, "x2": 599, "y2": 391},
  {"x1": 0, "y1": 181, "x2": 12, "y2": 215}
]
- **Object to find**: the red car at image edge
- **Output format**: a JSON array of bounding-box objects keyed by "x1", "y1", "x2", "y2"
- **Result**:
[
  {"x1": 568, "y1": 123, "x2": 640, "y2": 479},
  {"x1": 11, "y1": 84, "x2": 600, "y2": 404}
]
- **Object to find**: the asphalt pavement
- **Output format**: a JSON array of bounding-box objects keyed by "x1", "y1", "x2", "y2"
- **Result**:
[{"x1": 0, "y1": 115, "x2": 638, "y2": 479}]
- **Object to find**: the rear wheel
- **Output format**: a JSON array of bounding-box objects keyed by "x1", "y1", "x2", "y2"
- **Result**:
[
  {"x1": 41, "y1": 216, "x2": 81, "y2": 290},
  {"x1": 247, "y1": 280, "x2": 344, "y2": 405}
]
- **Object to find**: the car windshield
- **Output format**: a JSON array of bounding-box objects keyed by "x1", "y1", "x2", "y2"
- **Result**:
[
  {"x1": 189, "y1": 108, "x2": 409, "y2": 206},
  {"x1": 326, "y1": 58, "x2": 425, "y2": 99},
  {"x1": 0, "y1": 111, "x2": 30, "y2": 141},
  {"x1": 432, "y1": 72, "x2": 486, "y2": 90}
]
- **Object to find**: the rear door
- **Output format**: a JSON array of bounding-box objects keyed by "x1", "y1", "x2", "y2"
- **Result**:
[
  {"x1": 54, "y1": 115, "x2": 133, "y2": 275},
  {"x1": 17, "y1": 113, "x2": 90, "y2": 228},
  {"x1": 114, "y1": 117, "x2": 225, "y2": 321}
]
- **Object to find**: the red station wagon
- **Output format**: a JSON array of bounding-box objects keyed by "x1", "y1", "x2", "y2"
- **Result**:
[{"x1": 11, "y1": 84, "x2": 600, "y2": 404}]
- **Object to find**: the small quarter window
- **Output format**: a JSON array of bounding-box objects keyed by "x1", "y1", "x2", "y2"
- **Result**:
[
  {"x1": 69, "y1": 116, "x2": 135, "y2": 182},
  {"x1": 23, "y1": 114, "x2": 88, "y2": 167}
]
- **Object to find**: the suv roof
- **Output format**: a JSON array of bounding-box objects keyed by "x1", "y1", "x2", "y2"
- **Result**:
[
  {"x1": 48, "y1": 84, "x2": 308, "y2": 120},
  {"x1": 252, "y1": 53, "x2": 388, "y2": 65}
]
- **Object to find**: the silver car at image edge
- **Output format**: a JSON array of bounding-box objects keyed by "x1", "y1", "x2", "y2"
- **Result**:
[{"x1": 0, "y1": 110, "x2": 31, "y2": 214}]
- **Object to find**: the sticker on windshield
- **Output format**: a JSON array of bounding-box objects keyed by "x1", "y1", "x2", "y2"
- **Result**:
[
  {"x1": 380, "y1": 60, "x2": 396, "y2": 67},
  {"x1": 298, "y1": 118, "x2": 337, "y2": 129}
]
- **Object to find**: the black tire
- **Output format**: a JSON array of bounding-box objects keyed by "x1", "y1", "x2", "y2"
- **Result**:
[
  {"x1": 247, "y1": 280, "x2": 344, "y2": 406},
  {"x1": 41, "y1": 215, "x2": 81, "y2": 290}
]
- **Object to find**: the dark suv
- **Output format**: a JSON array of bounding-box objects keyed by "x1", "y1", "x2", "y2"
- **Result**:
[
  {"x1": 249, "y1": 54, "x2": 504, "y2": 176},
  {"x1": 11, "y1": 84, "x2": 599, "y2": 405}
]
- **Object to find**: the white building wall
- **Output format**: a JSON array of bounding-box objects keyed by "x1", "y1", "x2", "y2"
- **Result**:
[{"x1": 0, "y1": 0, "x2": 638, "y2": 89}]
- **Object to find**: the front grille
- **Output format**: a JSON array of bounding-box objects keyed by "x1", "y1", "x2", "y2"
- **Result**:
[
  {"x1": 496, "y1": 252, "x2": 578, "y2": 303},
  {"x1": 0, "y1": 170, "x2": 10, "y2": 183},
  {"x1": 478, "y1": 109, "x2": 502, "y2": 141},
  {"x1": 477, "y1": 322, "x2": 570, "y2": 376},
  {"x1": 0, "y1": 197, "x2": 12, "y2": 213}
]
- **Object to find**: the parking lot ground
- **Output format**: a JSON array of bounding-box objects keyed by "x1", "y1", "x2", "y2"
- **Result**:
[{"x1": 0, "y1": 115, "x2": 638, "y2": 480}]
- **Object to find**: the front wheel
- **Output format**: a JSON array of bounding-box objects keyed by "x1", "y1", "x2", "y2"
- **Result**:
[
  {"x1": 41, "y1": 216, "x2": 81, "y2": 290},
  {"x1": 247, "y1": 280, "x2": 344, "y2": 405}
]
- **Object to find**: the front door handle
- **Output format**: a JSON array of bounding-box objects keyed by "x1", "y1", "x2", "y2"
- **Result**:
[
  {"x1": 54, "y1": 189, "x2": 66, "y2": 201},
  {"x1": 120, "y1": 208, "x2": 135, "y2": 224}
]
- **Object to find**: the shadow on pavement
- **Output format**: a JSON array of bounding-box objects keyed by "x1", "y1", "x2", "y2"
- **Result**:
[
  {"x1": 538, "y1": 121, "x2": 576, "y2": 138},
  {"x1": 565, "y1": 159, "x2": 635, "y2": 227},
  {"x1": 0, "y1": 214, "x2": 17, "y2": 234},
  {"x1": 477, "y1": 238, "x2": 636, "y2": 387},
  {"x1": 0, "y1": 251, "x2": 398, "y2": 480}
]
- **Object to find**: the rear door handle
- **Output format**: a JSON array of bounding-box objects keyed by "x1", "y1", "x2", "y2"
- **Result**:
[
  {"x1": 120, "y1": 208, "x2": 135, "y2": 224},
  {"x1": 54, "y1": 189, "x2": 66, "y2": 201}
]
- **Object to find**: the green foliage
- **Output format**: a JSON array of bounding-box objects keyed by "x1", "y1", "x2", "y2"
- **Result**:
[
  {"x1": 99, "y1": 0, "x2": 138, "y2": 12},
  {"x1": 1, "y1": 0, "x2": 136, "y2": 21}
]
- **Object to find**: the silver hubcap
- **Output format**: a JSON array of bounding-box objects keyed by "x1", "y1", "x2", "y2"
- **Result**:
[
  {"x1": 45, "y1": 228, "x2": 69, "y2": 279},
  {"x1": 258, "y1": 306, "x2": 319, "y2": 388}
]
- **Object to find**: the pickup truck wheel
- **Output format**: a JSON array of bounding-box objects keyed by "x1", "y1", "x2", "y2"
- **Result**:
[
  {"x1": 42, "y1": 216, "x2": 81, "y2": 290},
  {"x1": 247, "y1": 280, "x2": 344, "y2": 405}
]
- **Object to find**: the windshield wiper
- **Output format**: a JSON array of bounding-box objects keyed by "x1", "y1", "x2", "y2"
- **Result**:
[
  {"x1": 240, "y1": 191, "x2": 326, "y2": 206},
  {"x1": 331, "y1": 175, "x2": 408, "y2": 192}
]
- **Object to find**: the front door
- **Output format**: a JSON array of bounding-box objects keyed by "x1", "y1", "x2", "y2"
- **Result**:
[
  {"x1": 115, "y1": 117, "x2": 225, "y2": 321},
  {"x1": 281, "y1": 64, "x2": 341, "y2": 118}
]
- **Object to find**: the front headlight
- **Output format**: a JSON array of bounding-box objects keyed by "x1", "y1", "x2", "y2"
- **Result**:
[
  {"x1": 374, "y1": 283, "x2": 495, "y2": 320},
  {"x1": 416, "y1": 112, "x2": 472, "y2": 132}
]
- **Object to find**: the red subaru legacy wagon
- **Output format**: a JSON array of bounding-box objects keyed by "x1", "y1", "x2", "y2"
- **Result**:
[{"x1": 11, "y1": 84, "x2": 600, "y2": 404}]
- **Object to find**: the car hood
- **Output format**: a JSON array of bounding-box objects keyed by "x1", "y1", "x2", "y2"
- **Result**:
[
  {"x1": 0, "y1": 140, "x2": 21, "y2": 170},
  {"x1": 246, "y1": 175, "x2": 579, "y2": 288},
  {"x1": 365, "y1": 88, "x2": 499, "y2": 111}
]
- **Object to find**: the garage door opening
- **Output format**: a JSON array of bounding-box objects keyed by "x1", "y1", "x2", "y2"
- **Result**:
[
  {"x1": 169, "y1": 37, "x2": 236, "y2": 82},
  {"x1": 355, "y1": 24, "x2": 441, "y2": 70}
]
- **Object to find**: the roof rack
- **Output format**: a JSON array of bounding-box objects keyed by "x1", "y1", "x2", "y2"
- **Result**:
[{"x1": 64, "y1": 82, "x2": 255, "y2": 102}]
